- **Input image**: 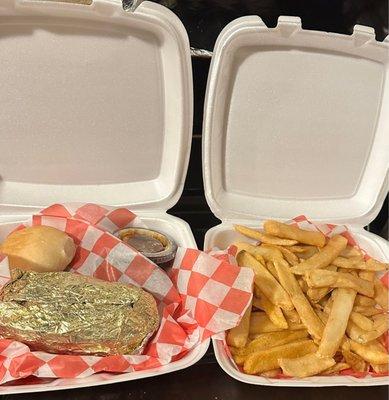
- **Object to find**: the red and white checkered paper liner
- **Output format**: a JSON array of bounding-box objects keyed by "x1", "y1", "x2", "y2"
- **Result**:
[
  {"x1": 217, "y1": 216, "x2": 389, "y2": 379},
  {"x1": 0, "y1": 203, "x2": 254, "y2": 385}
]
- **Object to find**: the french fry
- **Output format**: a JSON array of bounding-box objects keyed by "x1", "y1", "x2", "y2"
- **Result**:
[
  {"x1": 263, "y1": 220, "x2": 326, "y2": 247},
  {"x1": 369, "y1": 341, "x2": 389, "y2": 374},
  {"x1": 249, "y1": 312, "x2": 304, "y2": 334},
  {"x1": 315, "y1": 309, "x2": 329, "y2": 324},
  {"x1": 306, "y1": 265, "x2": 337, "y2": 303},
  {"x1": 261, "y1": 369, "x2": 281, "y2": 378},
  {"x1": 374, "y1": 279, "x2": 388, "y2": 311},
  {"x1": 283, "y1": 309, "x2": 301, "y2": 324},
  {"x1": 234, "y1": 225, "x2": 298, "y2": 246},
  {"x1": 262, "y1": 244, "x2": 299, "y2": 266},
  {"x1": 340, "y1": 246, "x2": 363, "y2": 259},
  {"x1": 305, "y1": 270, "x2": 374, "y2": 297},
  {"x1": 253, "y1": 290, "x2": 288, "y2": 329},
  {"x1": 307, "y1": 287, "x2": 332, "y2": 303},
  {"x1": 357, "y1": 314, "x2": 388, "y2": 343},
  {"x1": 290, "y1": 235, "x2": 348, "y2": 275},
  {"x1": 298, "y1": 277, "x2": 308, "y2": 293},
  {"x1": 318, "y1": 288, "x2": 356, "y2": 357},
  {"x1": 322, "y1": 362, "x2": 350, "y2": 375},
  {"x1": 332, "y1": 257, "x2": 382, "y2": 271},
  {"x1": 359, "y1": 271, "x2": 375, "y2": 282},
  {"x1": 243, "y1": 339, "x2": 317, "y2": 374},
  {"x1": 266, "y1": 261, "x2": 279, "y2": 280},
  {"x1": 350, "y1": 340, "x2": 389, "y2": 365},
  {"x1": 298, "y1": 246, "x2": 320, "y2": 260},
  {"x1": 279, "y1": 352, "x2": 335, "y2": 378},
  {"x1": 323, "y1": 297, "x2": 333, "y2": 315},
  {"x1": 349, "y1": 312, "x2": 374, "y2": 331},
  {"x1": 237, "y1": 251, "x2": 293, "y2": 311},
  {"x1": 226, "y1": 303, "x2": 252, "y2": 348},
  {"x1": 366, "y1": 258, "x2": 389, "y2": 272},
  {"x1": 353, "y1": 305, "x2": 383, "y2": 317},
  {"x1": 286, "y1": 245, "x2": 310, "y2": 253},
  {"x1": 347, "y1": 320, "x2": 369, "y2": 343},
  {"x1": 244, "y1": 330, "x2": 309, "y2": 355},
  {"x1": 342, "y1": 350, "x2": 367, "y2": 372},
  {"x1": 354, "y1": 295, "x2": 376, "y2": 307},
  {"x1": 274, "y1": 258, "x2": 324, "y2": 340},
  {"x1": 234, "y1": 242, "x2": 283, "y2": 262}
]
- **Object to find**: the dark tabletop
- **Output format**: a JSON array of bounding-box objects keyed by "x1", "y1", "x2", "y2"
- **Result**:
[{"x1": 2, "y1": 0, "x2": 389, "y2": 398}]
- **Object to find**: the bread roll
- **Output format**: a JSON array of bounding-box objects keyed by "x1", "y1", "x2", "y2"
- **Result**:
[{"x1": 0, "y1": 226, "x2": 76, "y2": 272}]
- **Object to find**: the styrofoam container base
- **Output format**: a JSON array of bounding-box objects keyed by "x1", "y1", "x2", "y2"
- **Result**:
[
  {"x1": 205, "y1": 221, "x2": 389, "y2": 387},
  {"x1": 0, "y1": 211, "x2": 209, "y2": 395}
]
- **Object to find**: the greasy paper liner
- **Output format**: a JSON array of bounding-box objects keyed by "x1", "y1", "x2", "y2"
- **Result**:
[
  {"x1": 214, "y1": 216, "x2": 389, "y2": 380},
  {"x1": 0, "y1": 203, "x2": 254, "y2": 385}
]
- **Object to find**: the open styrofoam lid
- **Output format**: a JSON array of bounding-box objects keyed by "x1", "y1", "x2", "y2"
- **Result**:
[
  {"x1": 203, "y1": 16, "x2": 389, "y2": 225},
  {"x1": 0, "y1": 0, "x2": 192, "y2": 215}
]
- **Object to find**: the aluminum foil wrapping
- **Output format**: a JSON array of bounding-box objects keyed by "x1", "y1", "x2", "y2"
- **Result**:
[{"x1": 0, "y1": 269, "x2": 159, "y2": 356}]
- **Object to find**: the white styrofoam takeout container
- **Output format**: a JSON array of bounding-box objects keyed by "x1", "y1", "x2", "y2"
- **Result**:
[
  {"x1": 203, "y1": 15, "x2": 389, "y2": 386},
  {"x1": 0, "y1": 0, "x2": 208, "y2": 394}
]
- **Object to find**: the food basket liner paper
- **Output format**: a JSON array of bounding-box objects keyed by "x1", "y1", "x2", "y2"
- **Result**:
[
  {"x1": 214, "y1": 215, "x2": 389, "y2": 380},
  {"x1": 0, "y1": 203, "x2": 254, "y2": 385}
]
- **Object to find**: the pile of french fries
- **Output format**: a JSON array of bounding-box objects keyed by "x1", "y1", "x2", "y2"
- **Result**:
[{"x1": 227, "y1": 220, "x2": 389, "y2": 378}]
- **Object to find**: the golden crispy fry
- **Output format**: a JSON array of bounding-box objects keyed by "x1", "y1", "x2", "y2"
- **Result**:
[
  {"x1": 261, "y1": 369, "x2": 281, "y2": 378},
  {"x1": 318, "y1": 288, "x2": 356, "y2": 357},
  {"x1": 279, "y1": 352, "x2": 335, "y2": 378},
  {"x1": 286, "y1": 245, "x2": 310, "y2": 253},
  {"x1": 357, "y1": 314, "x2": 388, "y2": 343},
  {"x1": 263, "y1": 220, "x2": 326, "y2": 247},
  {"x1": 374, "y1": 279, "x2": 388, "y2": 311},
  {"x1": 323, "y1": 297, "x2": 333, "y2": 315},
  {"x1": 315, "y1": 309, "x2": 329, "y2": 324},
  {"x1": 298, "y1": 277, "x2": 308, "y2": 293},
  {"x1": 226, "y1": 303, "x2": 252, "y2": 348},
  {"x1": 234, "y1": 242, "x2": 283, "y2": 262},
  {"x1": 349, "y1": 312, "x2": 374, "y2": 331},
  {"x1": 340, "y1": 246, "x2": 363, "y2": 259},
  {"x1": 265, "y1": 261, "x2": 279, "y2": 280},
  {"x1": 369, "y1": 341, "x2": 389, "y2": 374},
  {"x1": 249, "y1": 312, "x2": 304, "y2": 334},
  {"x1": 231, "y1": 351, "x2": 246, "y2": 366},
  {"x1": 252, "y1": 296, "x2": 263, "y2": 310},
  {"x1": 307, "y1": 287, "x2": 332, "y2": 303},
  {"x1": 237, "y1": 251, "x2": 293, "y2": 311},
  {"x1": 366, "y1": 259, "x2": 389, "y2": 272},
  {"x1": 342, "y1": 350, "x2": 367, "y2": 372},
  {"x1": 262, "y1": 244, "x2": 299, "y2": 266},
  {"x1": 322, "y1": 362, "x2": 350, "y2": 375},
  {"x1": 244, "y1": 330, "x2": 309, "y2": 355},
  {"x1": 353, "y1": 305, "x2": 383, "y2": 317},
  {"x1": 252, "y1": 290, "x2": 288, "y2": 329},
  {"x1": 298, "y1": 246, "x2": 320, "y2": 260},
  {"x1": 347, "y1": 321, "x2": 369, "y2": 344},
  {"x1": 332, "y1": 256, "x2": 363, "y2": 268},
  {"x1": 291, "y1": 235, "x2": 348, "y2": 275},
  {"x1": 306, "y1": 265, "x2": 337, "y2": 303},
  {"x1": 283, "y1": 309, "x2": 301, "y2": 324},
  {"x1": 243, "y1": 339, "x2": 317, "y2": 374},
  {"x1": 350, "y1": 340, "x2": 389, "y2": 365},
  {"x1": 354, "y1": 295, "x2": 376, "y2": 307},
  {"x1": 332, "y1": 257, "x2": 381, "y2": 272},
  {"x1": 305, "y1": 270, "x2": 374, "y2": 297},
  {"x1": 234, "y1": 225, "x2": 298, "y2": 246},
  {"x1": 359, "y1": 271, "x2": 375, "y2": 282},
  {"x1": 274, "y1": 259, "x2": 324, "y2": 340}
]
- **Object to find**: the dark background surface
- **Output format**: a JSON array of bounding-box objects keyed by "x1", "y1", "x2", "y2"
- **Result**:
[{"x1": 3, "y1": 0, "x2": 389, "y2": 398}]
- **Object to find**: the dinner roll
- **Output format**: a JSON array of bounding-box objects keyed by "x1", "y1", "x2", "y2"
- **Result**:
[{"x1": 0, "y1": 226, "x2": 76, "y2": 272}]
